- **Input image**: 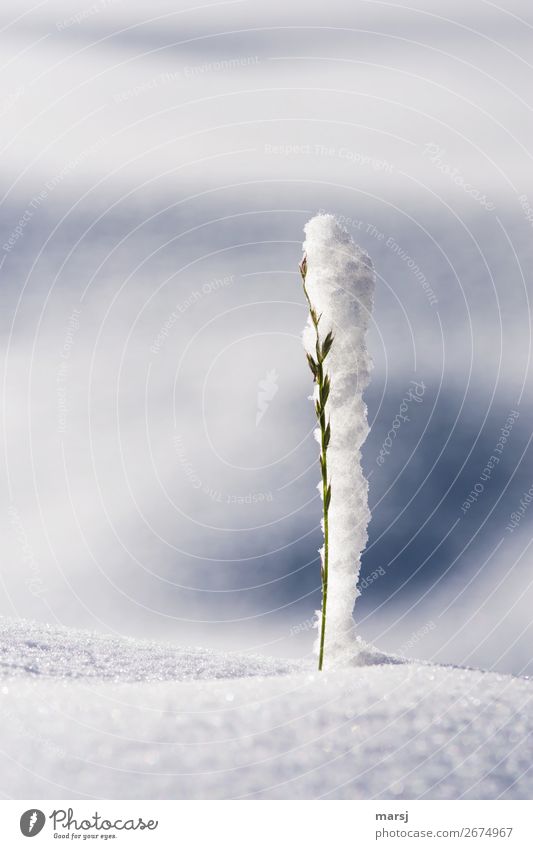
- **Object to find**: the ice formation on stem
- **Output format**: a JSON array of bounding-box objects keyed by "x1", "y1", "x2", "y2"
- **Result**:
[{"x1": 300, "y1": 214, "x2": 375, "y2": 669}]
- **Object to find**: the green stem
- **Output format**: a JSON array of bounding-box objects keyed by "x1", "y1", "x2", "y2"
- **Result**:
[
  {"x1": 318, "y1": 379, "x2": 329, "y2": 672},
  {"x1": 300, "y1": 257, "x2": 332, "y2": 672}
]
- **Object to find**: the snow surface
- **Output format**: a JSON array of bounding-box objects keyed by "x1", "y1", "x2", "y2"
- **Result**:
[
  {"x1": 302, "y1": 214, "x2": 375, "y2": 664},
  {"x1": 0, "y1": 618, "x2": 298, "y2": 682},
  {"x1": 1, "y1": 618, "x2": 532, "y2": 800}
]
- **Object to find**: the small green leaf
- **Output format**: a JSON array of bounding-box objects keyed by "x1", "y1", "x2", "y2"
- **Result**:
[
  {"x1": 306, "y1": 353, "x2": 318, "y2": 379},
  {"x1": 324, "y1": 422, "x2": 331, "y2": 448},
  {"x1": 321, "y1": 330, "x2": 334, "y2": 360},
  {"x1": 325, "y1": 484, "x2": 332, "y2": 510},
  {"x1": 315, "y1": 400, "x2": 321, "y2": 418}
]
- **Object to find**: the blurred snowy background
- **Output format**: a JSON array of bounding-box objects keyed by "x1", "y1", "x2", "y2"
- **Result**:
[{"x1": 1, "y1": 0, "x2": 533, "y2": 675}]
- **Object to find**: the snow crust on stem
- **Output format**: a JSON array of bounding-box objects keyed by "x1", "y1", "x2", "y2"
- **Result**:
[{"x1": 302, "y1": 214, "x2": 375, "y2": 667}]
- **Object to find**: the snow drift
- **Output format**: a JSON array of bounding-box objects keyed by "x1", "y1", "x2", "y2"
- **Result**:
[{"x1": 1, "y1": 617, "x2": 532, "y2": 800}]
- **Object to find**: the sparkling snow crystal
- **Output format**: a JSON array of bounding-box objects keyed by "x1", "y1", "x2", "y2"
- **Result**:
[{"x1": 302, "y1": 214, "x2": 375, "y2": 666}]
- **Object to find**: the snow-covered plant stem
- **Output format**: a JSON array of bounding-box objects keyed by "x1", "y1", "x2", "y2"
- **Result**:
[
  {"x1": 299, "y1": 254, "x2": 333, "y2": 672},
  {"x1": 301, "y1": 214, "x2": 375, "y2": 670}
]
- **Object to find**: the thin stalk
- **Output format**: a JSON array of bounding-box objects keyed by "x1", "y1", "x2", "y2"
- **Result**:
[{"x1": 299, "y1": 255, "x2": 334, "y2": 671}]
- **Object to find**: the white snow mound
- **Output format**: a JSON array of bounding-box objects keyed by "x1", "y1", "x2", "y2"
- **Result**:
[
  {"x1": 1, "y1": 618, "x2": 532, "y2": 800},
  {"x1": 0, "y1": 617, "x2": 299, "y2": 681}
]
